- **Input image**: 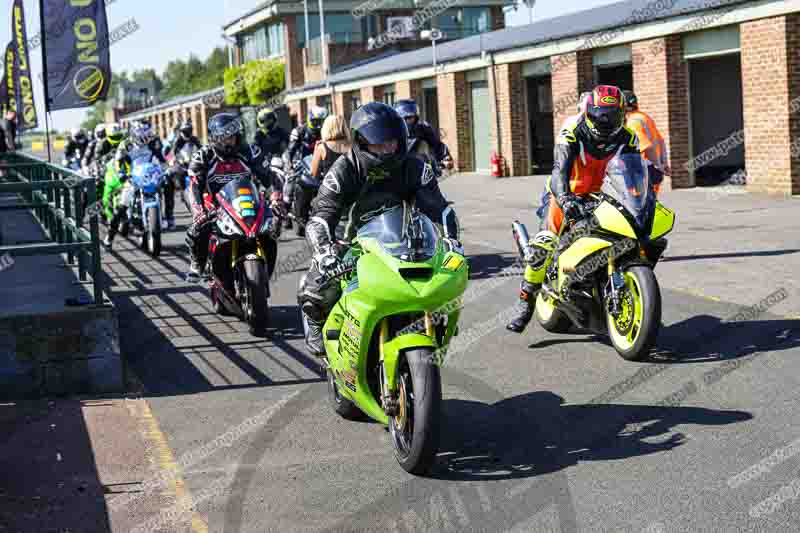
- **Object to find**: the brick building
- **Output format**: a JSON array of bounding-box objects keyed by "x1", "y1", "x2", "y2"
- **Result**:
[
  {"x1": 282, "y1": 0, "x2": 800, "y2": 195},
  {"x1": 124, "y1": 0, "x2": 800, "y2": 196},
  {"x1": 223, "y1": 0, "x2": 508, "y2": 90}
]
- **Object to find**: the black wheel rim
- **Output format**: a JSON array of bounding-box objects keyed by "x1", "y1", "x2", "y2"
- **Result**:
[{"x1": 390, "y1": 367, "x2": 414, "y2": 460}]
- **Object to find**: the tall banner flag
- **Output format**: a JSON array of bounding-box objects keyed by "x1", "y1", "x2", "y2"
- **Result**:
[
  {"x1": 11, "y1": 0, "x2": 37, "y2": 130},
  {"x1": 41, "y1": 0, "x2": 110, "y2": 110},
  {"x1": 2, "y1": 42, "x2": 17, "y2": 118}
]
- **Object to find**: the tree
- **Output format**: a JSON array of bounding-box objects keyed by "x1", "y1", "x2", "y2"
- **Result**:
[{"x1": 224, "y1": 59, "x2": 285, "y2": 106}]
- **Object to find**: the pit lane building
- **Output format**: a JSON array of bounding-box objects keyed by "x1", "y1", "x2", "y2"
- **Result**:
[{"x1": 122, "y1": 0, "x2": 800, "y2": 195}]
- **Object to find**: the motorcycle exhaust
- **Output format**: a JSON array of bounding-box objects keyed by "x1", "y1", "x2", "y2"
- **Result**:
[{"x1": 511, "y1": 220, "x2": 534, "y2": 262}]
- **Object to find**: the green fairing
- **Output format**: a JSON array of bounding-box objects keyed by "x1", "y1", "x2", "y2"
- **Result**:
[
  {"x1": 102, "y1": 161, "x2": 126, "y2": 220},
  {"x1": 321, "y1": 208, "x2": 469, "y2": 426}
]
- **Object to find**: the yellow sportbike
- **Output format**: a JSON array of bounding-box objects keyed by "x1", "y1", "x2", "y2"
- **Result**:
[{"x1": 515, "y1": 153, "x2": 675, "y2": 361}]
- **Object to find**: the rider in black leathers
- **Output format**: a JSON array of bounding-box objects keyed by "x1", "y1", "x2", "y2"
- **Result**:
[
  {"x1": 254, "y1": 107, "x2": 290, "y2": 160},
  {"x1": 64, "y1": 128, "x2": 90, "y2": 164},
  {"x1": 162, "y1": 120, "x2": 201, "y2": 228},
  {"x1": 393, "y1": 99, "x2": 453, "y2": 170},
  {"x1": 185, "y1": 112, "x2": 284, "y2": 283},
  {"x1": 282, "y1": 106, "x2": 328, "y2": 229},
  {"x1": 298, "y1": 102, "x2": 463, "y2": 356}
]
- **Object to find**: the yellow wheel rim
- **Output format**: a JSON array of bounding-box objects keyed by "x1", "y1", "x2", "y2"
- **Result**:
[{"x1": 608, "y1": 271, "x2": 644, "y2": 351}]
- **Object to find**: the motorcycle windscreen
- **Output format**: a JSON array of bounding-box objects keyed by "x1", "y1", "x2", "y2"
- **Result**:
[
  {"x1": 218, "y1": 176, "x2": 262, "y2": 227},
  {"x1": 131, "y1": 163, "x2": 164, "y2": 194},
  {"x1": 356, "y1": 205, "x2": 438, "y2": 262},
  {"x1": 600, "y1": 153, "x2": 656, "y2": 231}
]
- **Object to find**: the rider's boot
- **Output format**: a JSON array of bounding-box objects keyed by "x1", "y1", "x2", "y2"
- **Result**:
[
  {"x1": 303, "y1": 312, "x2": 325, "y2": 357},
  {"x1": 506, "y1": 279, "x2": 541, "y2": 333},
  {"x1": 506, "y1": 230, "x2": 557, "y2": 333}
]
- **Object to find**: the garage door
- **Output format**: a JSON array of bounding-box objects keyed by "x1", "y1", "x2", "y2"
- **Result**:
[{"x1": 470, "y1": 80, "x2": 490, "y2": 171}]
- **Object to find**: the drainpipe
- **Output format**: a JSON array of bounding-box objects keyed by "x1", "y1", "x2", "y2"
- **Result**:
[{"x1": 488, "y1": 51, "x2": 503, "y2": 168}]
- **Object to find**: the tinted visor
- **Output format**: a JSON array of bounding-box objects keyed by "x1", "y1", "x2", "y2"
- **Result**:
[
  {"x1": 352, "y1": 112, "x2": 406, "y2": 146},
  {"x1": 587, "y1": 105, "x2": 624, "y2": 136}
]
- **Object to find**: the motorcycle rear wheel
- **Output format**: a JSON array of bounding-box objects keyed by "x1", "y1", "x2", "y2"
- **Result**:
[
  {"x1": 389, "y1": 348, "x2": 441, "y2": 475},
  {"x1": 535, "y1": 291, "x2": 572, "y2": 333},
  {"x1": 606, "y1": 265, "x2": 661, "y2": 361},
  {"x1": 327, "y1": 369, "x2": 362, "y2": 420}
]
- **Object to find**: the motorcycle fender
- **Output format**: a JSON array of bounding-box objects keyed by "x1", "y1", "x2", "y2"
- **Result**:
[
  {"x1": 593, "y1": 202, "x2": 637, "y2": 239},
  {"x1": 234, "y1": 253, "x2": 264, "y2": 266},
  {"x1": 382, "y1": 333, "x2": 438, "y2": 393}
]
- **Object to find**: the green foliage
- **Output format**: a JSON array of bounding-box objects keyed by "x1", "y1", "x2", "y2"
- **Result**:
[
  {"x1": 224, "y1": 65, "x2": 249, "y2": 105},
  {"x1": 224, "y1": 60, "x2": 285, "y2": 106},
  {"x1": 244, "y1": 60, "x2": 285, "y2": 105},
  {"x1": 160, "y1": 46, "x2": 230, "y2": 99}
]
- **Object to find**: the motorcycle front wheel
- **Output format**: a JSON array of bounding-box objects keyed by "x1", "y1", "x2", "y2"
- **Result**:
[
  {"x1": 606, "y1": 265, "x2": 661, "y2": 361},
  {"x1": 147, "y1": 206, "x2": 161, "y2": 257},
  {"x1": 389, "y1": 348, "x2": 441, "y2": 475},
  {"x1": 241, "y1": 259, "x2": 269, "y2": 334}
]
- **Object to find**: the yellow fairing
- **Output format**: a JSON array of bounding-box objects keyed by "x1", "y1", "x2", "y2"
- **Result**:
[
  {"x1": 650, "y1": 202, "x2": 675, "y2": 240},
  {"x1": 557, "y1": 237, "x2": 613, "y2": 288},
  {"x1": 594, "y1": 201, "x2": 637, "y2": 239}
]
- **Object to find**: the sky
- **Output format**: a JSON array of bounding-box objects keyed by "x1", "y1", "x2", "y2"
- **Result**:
[{"x1": 0, "y1": 0, "x2": 616, "y2": 132}]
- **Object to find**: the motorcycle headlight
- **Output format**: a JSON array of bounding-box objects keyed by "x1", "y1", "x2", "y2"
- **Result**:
[{"x1": 217, "y1": 209, "x2": 245, "y2": 236}]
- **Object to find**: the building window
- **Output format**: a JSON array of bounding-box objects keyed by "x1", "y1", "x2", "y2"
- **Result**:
[
  {"x1": 240, "y1": 22, "x2": 285, "y2": 62},
  {"x1": 433, "y1": 7, "x2": 490, "y2": 40},
  {"x1": 382, "y1": 86, "x2": 396, "y2": 106},
  {"x1": 296, "y1": 14, "x2": 364, "y2": 46}
]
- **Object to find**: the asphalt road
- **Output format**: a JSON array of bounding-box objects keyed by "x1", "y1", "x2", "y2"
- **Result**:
[{"x1": 103, "y1": 173, "x2": 800, "y2": 533}]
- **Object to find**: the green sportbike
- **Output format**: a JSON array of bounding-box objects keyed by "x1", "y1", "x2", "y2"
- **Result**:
[
  {"x1": 102, "y1": 160, "x2": 132, "y2": 236},
  {"x1": 308, "y1": 204, "x2": 469, "y2": 474}
]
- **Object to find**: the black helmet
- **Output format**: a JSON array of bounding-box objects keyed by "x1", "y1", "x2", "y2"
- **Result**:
[
  {"x1": 179, "y1": 120, "x2": 193, "y2": 139},
  {"x1": 257, "y1": 107, "x2": 278, "y2": 132},
  {"x1": 623, "y1": 90, "x2": 638, "y2": 110},
  {"x1": 394, "y1": 99, "x2": 418, "y2": 119},
  {"x1": 208, "y1": 113, "x2": 244, "y2": 158},
  {"x1": 350, "y1": 102, "x2": 408, "y2": 177}
]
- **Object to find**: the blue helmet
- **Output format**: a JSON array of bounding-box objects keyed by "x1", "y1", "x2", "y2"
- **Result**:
[{"x1": 394, "y1": 99, "x2": 418, "y2": 119}]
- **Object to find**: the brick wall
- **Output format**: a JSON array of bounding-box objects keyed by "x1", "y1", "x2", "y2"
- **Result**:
[
  {"x1": 489, "y1": 62, "x2": 529, "y2": 176},
  {"x1": 632, "y1": 35, "x2": 690, "y2": 189},
  {"x1": 490, "y1": 6, "x2": 506, "y2": 31},
  {"x1": 550, "y1": 50, "x2": 594, "y2": 142},
  {"x1": 741, "y1": 16, "x2": 798, "y2": 195},
  {"x1": 396, "y1": 79, "x2": 422, "y2": 102},
  {"x1": 789, "y1": 14, "x2": 800, "y2": 194},
  {"x1": 437, "y1": 71, "x2": 471, "y2": 172},
  {"x1": 284, "y1": 16, "x2": 305, "y2": 89}
]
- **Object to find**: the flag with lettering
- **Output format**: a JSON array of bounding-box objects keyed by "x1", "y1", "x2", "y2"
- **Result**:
[
  {"x1": 11, "y1": 0, "x2": 37, "y2": 129},
  {"x1": 41, "y1": 0, "x2": 111, "y2": 110}
]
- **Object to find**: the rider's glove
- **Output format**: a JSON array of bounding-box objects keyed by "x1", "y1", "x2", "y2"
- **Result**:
[
  {"x1": 442, "y1": 237, "x2": 464, "y2": 256},
  {"x1": 192, "y1": 209, "x2": 214, "y2": 228},
  {"x1": 314, "y1": 245, "x2": 341, "y2": 274},
  {"x1": 558, "y1": 193, "x2": 585, "y2": 222}
]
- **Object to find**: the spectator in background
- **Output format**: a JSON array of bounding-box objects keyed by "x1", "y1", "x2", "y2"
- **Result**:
[
  {"x1": 0, "y1": 111, "x2": 17, "y2": 153},
  {"x1": 623, "y1": 90, "x2": 670, "y2": 195}
]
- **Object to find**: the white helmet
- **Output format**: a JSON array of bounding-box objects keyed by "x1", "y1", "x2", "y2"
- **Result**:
[
  {"x1": 71, "y1": 127, "x2": 86, "y2": 142},
  {"x1": 94, "y1": 123, "x2": 106, "y2": 139}
]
